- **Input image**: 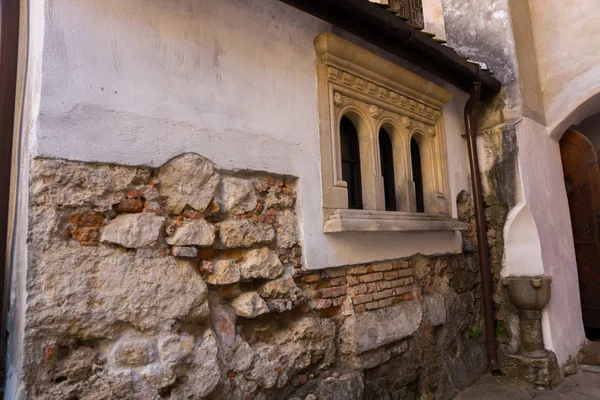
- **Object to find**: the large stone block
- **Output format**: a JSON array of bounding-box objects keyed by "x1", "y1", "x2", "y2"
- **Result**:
[
  {"x1": 157, "y1": 153, "x2": 220, "y2": 214},
  {"x1": 26, "y1": 248, "x2": 209, "y2": 338},
  {"x1": 315, "y1": 371, "x2": 365, "y2": 400},
  {"x1": 276, "y1": 210, "x2": 298, "y2": 248},
  {"x1": 231, "y1": 292, "x2": 269, "y2": 318},
  {"x1": 270, "y1": 317, "x2": 336, "y2": 388},
  {"x1": 217, "y1": 219, "x2": 275, "y2": 248},
  {"x1": 340, "y1": 301, "x2": 423, "y2": 355},
  {"x1": 171, "y1": 329, "x2": 221, "y2": 398},
  {"x1": 257, "y1": 276, "x2": 302, "y2": 300},
  {"x1": 206, "y1": 260, "x2": 241, "y2": 285},
  {"x1": 30, "y1": 158, "x2": 151, "y2": 210},
  {"x1": 425, "y1": 293, "x2": 446, "y2": 326},
  {"x1": 239, "y1": 247, "x2": 283, "y2": 280},
  {"x1": 100, "y1": 213, "x2": 165, "y2": 248},
  {"x1": 165, "y1": 219, "x2": 215, "y2": 247},
  {"x1": 112, "y1": 338, "x2": 157, "y2": 367},
  {"x1": 216, "y1": 176, "x2": 257, "y2": 214}
]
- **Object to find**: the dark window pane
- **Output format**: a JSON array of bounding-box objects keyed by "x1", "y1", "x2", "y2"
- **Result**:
[
  {"x1": 379, "y1": 129, "x2": 397, "y2": 211},
  {"x1": 411, "y1": 138, "x2": 425, "y2": 213},
  {"x1": 340, "y1": 117, "x2": 363, "y2": 209}
]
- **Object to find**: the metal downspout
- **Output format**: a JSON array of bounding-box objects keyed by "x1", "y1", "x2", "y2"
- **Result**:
[
  {"x1": 464, "y1": 81, "x2": 501, "y2": 374},
  {"x1": 0, "y1": 0, "x2": 21, "y2": 396}
]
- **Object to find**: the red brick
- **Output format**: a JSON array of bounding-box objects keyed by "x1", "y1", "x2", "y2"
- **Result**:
[
  {"x1": 113, "y1": 199, "x2": 143, "y2": 213},
  {"x1": 384, "y1": 271, "x2": 400, "y2": 280},
  {"x1": 394, "y1": 285, "x2": 413, "y2": 296},
  {"x1": 365, "y1": 282, "x2": 380, "y2": 293},
  {"x1": 69, "y1": 212, "x2": 105, "y2": 227},
  {"x1": 397, "y1": 269, "x2": 413, "y2": 277},
  {"x1": 315, "y1": 280, "x2": 331, "y2": 289},
  {"x1": 71, "y1": 227, "x2": 100, "y2": 246},
  {"x1": 373, "y1": 263, "x2": 393, "y2": 272},
  {"x1": 346, "y1": 275, "x2": 360, "y2": 286},
  {"x1": 349, "y1": 284, "x2": 366, "y2": 296},
  {"x1": 325, "y1": 268, "x2": 346, "y2": 278},
  {"x1": 354, "y1": 304, "x2": 367, "y2": 313},
  {"x1": 329, "y1": 277, "x2": 347, "y2": 286},
  {"x1": 182, "y1": 209, "x2": 204, "y2": 219},
  {"x1": 125, "y1": 190, "x2": 140, "y2": 199},
  {"x1": 347, "y1": 266, "x2": 368, "y2": 275},
  {"x1": 310, "y1": 299, "x2": 332, "y2": 309},
  {"x1": 378, "y1": 280, "x2": 393, "y2": 290},
  {"x1": 352, "y1": 294, "x2": 373, "y2": 305},
  {"x1": 393, "y1": 260, "x2": 411, "y2": 270},
  {"x1": 378, "y1": 298, "x2": 393, "y2": 308},
  {"x1": 373, "y1": 289, "x2": 394, "y2": 300},
  {"x1": 300, "y1": 273, "x2": 321, "y2": 283},
  {"x1": 358, "y1": 272, "x2": 383, "y2": 283},
  {"x1": 320, "y1": 286, "x2": 347, "y2": 299},
  {"x1": 332, "y1": 296, "x2": 345, "y2": 307},
  {"x1": 365, "y1": 301, "x2": 380, "y2": 310},
  {"x1": 45, "y1": 346, "x2": 54, "y2": 361},
  {"x1": 384, "y1": 279, "x2": 405, "y2": 289},
  {"x1": 424, "y1": 323, "x2": 431, "y2": 338}
]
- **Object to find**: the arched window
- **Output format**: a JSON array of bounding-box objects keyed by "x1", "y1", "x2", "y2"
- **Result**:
[
  {"x1": 379, "y1": 128, "x2": 397, "y2": 211},
  {"x1": 411, "y1": 137, "x2": 425, "y2": 213},
  {"x1": 340, "y1": 116, "x2": 363, "y2": 209}
]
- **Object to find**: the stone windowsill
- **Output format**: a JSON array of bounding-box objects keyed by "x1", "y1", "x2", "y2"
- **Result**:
[{"x1": 323, "y1": 209, "x2": 468, "y2": 233}]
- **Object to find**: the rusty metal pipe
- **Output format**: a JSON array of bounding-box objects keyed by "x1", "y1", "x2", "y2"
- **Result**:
[{"x1": 464, "y1": 81, "x2": 501, "y2": 374}]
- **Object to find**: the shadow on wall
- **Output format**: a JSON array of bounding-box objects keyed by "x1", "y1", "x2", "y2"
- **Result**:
[
  {"x1": 572, "y1": 111, "x2": 600, "y2": 154},
  {"x1": 503, "y1": 204, "x2": 544, "y2": 277}
]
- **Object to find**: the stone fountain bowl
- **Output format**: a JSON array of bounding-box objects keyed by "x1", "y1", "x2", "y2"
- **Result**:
[{"x1": 503, "y1": 275, "x2": 552, "y2": 311}]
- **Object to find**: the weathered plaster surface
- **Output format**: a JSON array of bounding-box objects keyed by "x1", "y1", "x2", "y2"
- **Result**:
[
  {"x1": 529, "y1": 0, "x2": 600, "y2": 135},
  {"x1": 442, "y1": 0, "x2": 520, "y2": 126},
  {"x1": 31, "y1": 0, "x2": 470, "y2": 269}
]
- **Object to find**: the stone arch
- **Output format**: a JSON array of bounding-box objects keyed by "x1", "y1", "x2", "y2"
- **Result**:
[
  {"x1": 337, "y1": 107, "x2": 382, "y2": 210},
  {"x1": 549, "y1": 88, "x2": 600, "y2": 140},
  {"x1": 503, "y1": 203, "x2": 544, "y2": 277},
  {"x1": 409, "y1": 130, "x2": 437, "y2": 213},
  {"x1": 378, "y1": 119, "x2": 407, "y2": 211}
]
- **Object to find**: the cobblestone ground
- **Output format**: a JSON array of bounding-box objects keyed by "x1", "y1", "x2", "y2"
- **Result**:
[{"x1": 455, "y1": 366, "x2": 600, "y2": 399}]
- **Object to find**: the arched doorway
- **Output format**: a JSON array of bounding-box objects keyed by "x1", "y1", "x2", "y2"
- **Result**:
[{"x1": 560, "y1": 128, "x2": 600, "y2": 338}]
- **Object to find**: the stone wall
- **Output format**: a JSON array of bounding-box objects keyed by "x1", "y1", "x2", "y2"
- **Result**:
[{"x1": 23, "y1": 153, "x2": 487, "y2": 399}]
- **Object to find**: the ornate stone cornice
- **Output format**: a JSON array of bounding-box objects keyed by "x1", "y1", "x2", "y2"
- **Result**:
[{"x1": 315, "y1": 32, "x2": 452, "y2": 112}]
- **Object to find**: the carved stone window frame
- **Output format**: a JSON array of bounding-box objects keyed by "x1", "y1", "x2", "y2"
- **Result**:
[{"x1": 315, "y1": 33, "x2": 467, "y2": 233}]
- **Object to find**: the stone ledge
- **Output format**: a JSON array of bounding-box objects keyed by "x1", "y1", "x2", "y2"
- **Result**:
[{"x1": 323, "y1": 209, "x2": 469, "y2": 233}]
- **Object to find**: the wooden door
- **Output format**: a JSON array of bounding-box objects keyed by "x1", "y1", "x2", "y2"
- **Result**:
[{"x1": 561, "y1": 129, "x2": 600, "y2": 329}]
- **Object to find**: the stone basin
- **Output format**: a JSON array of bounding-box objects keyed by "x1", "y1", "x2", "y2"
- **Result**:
[
  {"x1": 503, "y1": 275, "x2": 552, "y2": 359},
  {"x1": 503, "y1": 275, "x2": 552, "y2": 311}
]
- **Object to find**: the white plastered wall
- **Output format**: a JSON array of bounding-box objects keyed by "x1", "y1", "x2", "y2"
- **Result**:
[
  {"x1": 26, "y1": 0, "x2": 471, "y2": 270},
  {"x1": 506, "y1": 118, "x2": 584, "y2": 366}
]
